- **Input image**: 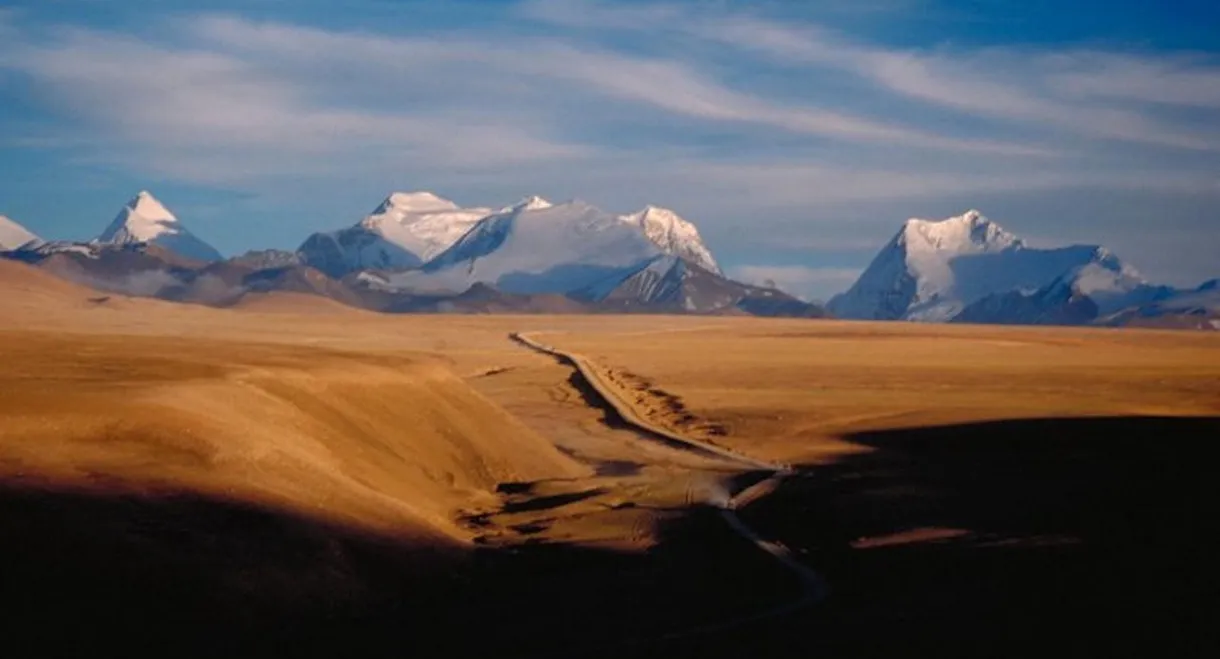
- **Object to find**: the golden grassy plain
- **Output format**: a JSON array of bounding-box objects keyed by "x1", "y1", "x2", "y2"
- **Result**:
[
  {"x1": 543, "y1": 321, "x2": 1220, "y2": 463},
  {"x1": 2, "y1": 258, "x2": 1218, "y2": 657}
]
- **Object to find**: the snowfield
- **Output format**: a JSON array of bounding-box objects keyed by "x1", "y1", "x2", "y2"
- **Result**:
[{"x1": 385, "y1": 200, "x2": 662, "y2": 295}]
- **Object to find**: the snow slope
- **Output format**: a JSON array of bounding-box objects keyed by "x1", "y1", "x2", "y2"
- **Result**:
[
  {"x1": 0, "y1": 215, "x2": 40, "y2": 251},
  {"x1": 383, "y1": 200, "x2": 662, "y2": 295},
  {"x1": 97, "y1": 191, "x2": 222, "y2": 262},
  {"x1": 953, "y1": 250, "x2": 1173, "y2": 326},
  {"x1": 618, "y1": 206, "x2": 721, "y2": 274},
  {"x1": 1056, "y1": 256, "x2": 1169, "y2": 315},
  {"x1": 1099, "y1": 279, "x2": 1220, "y2": 329},
  {"x1": 298, "y1": 192, "x2": 493, "y2": 277},
  {"x1": 827, "y1": 210, "x2": 1147, "y2": 322}
]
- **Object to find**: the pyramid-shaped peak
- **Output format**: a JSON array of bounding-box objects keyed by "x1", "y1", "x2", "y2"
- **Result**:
[
  {"x1": 127, "y1": 190, "x2": 176, "y2": 222},
  {"x1": 98, "y1": 191, "x2": 222, "y2": 262},
  {"x1": 104, "y1": 191, "x2": 180, "y2": 243},
  {"x1": 1, "y1": 213, "x2": 41, "y2": 250}
]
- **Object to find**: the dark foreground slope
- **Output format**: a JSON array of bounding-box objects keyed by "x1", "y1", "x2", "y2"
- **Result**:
[
  {"x1": 6, "y1": 415, "x2": 1217, "y2": 659},
  {"x1": 738, "y1": 416, "x2": 1220, "y2": 658}
]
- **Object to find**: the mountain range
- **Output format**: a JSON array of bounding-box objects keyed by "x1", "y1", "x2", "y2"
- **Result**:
[
  {"x1": 1, "y1": 194, "x2": 1213, "y2": 328},
  {"x1": 0, "y1": 190, "x2": 818, "y2": 318}
]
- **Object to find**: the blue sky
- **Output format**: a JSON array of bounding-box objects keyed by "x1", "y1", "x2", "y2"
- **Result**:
[{"x1": 1, "y1": 0, "x2": 1217, "y2": 300}]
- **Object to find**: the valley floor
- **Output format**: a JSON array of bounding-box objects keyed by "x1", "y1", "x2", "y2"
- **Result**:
[{"x1": 2, "y1": 262, "x2": 1218, "y2": 657}]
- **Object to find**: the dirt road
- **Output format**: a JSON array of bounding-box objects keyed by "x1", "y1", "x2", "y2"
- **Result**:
[{"x1": 509, "y1": 331, "x2": 828, "y2": 638}]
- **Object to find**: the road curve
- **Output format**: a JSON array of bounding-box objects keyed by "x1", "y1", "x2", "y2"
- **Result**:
[
  {"x1": 508, "y1": 331, "x2": 828, "y2": 637},
  {"x1": 509, "y1": 332, "x2": 790, "y2": 472}
]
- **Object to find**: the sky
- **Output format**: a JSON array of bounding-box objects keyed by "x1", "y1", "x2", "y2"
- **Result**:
[{"x1": 0, "y1": 0, "x2": 1217, "y2": 301}]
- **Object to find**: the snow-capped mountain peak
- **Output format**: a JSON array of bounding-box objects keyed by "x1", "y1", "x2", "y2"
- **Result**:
[
  {"x1": 901, "y1": 209, "x2": 1024, "y2": 254},
  {"x1": 1, "y1": 214, "x2": 41, "y2": 251},
  {"x1": 373, "y1": 191, "x2": 460, "y2": 215},
  {"x1": 828, "y1": 209, "x2": 1139, "y2": 322},
  {"x1": 97, "y1": 191, "x2": 222, "y2": 262},
  {"x1": 360, "y1": 191, "x2": 483, "y2": 232},
  {"x1": 101, "y1": 190, "x2": 178, "y2": 243},
  {"x1": 299, "y1": 191, "x2": 492, "y2": 277},
  {"x1": 500, "y1": 195, "x2": 553, "y2": 213},
  {"x1": 618, "y1": 204, "x2": 721, "y2": 274},
  {"x1": 381, "y1": 200, "x2": 662, "y2": 295}
]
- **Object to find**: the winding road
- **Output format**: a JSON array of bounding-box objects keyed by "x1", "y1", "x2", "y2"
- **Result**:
[{"x1": 508, "y1": 331, "x2": 828, "y2": 639}]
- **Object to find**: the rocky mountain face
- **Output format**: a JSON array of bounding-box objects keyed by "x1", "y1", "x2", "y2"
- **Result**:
[{"x1": 573, "y1": 255, "x2": 821, "y2": 316}]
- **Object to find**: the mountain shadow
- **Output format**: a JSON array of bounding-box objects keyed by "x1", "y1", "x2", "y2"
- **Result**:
[
  {"x1": 0, "y1": 482, "x2": 803, "y2": 659},
  {"x1": 737, "y1": 415, "x2": 1220, "y2": 658}
]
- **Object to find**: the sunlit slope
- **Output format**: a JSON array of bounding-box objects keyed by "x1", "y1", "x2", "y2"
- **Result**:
[
  {"x1": 1, "y1": 258, "x2": 110, "y2": 307},
  {"x1": 547, "y1": 321, "x2": 1220, "y2": 463},
  {"x1": 0, "y1": 332, "x2": 586, "y2": 541}
]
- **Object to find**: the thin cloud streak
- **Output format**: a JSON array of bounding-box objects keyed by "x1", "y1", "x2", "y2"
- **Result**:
[
  {"x1": 191, "y1": 14, "x2": 1048, "y2": 155},
  {"x1": 1046, "y1": 53, "x2": 1220, "y2": 109},
  {"x1": 1, "y1": 24, "x2": 593, "y2": 181},
  {"x1": 525, "y1": 0, "x2": 1220, "y2": 151},
  {"x1": 2, "y1": 10, "x2": 1214, "y2": 199}
]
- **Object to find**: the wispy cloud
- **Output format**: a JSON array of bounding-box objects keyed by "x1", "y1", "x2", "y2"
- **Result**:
[
  {"x1": 0, "y1": 9, "x2": 1059, "y2": 188},
  {"x1": 850, "y1": 50, "x2": 1220, "y2": 150},
  {"x1": 190, "y1": 14, "x2": 1045, "y2": 155},
  {"x1": 524, "y1": 0, "x2": 1220, "y2": 151},
  {"x1": 0, "y1": 22, "x2": 591, "y2": 183},
  {"x1": 6, "y1": 6, "x2": 1208, "y2": 193},
  {"x1": 1046, "y1": 53, "x2": 1220, "y2": 109},
  {"x1": 664, "y1": 160, "x2": 1220, "y2": 209}
]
